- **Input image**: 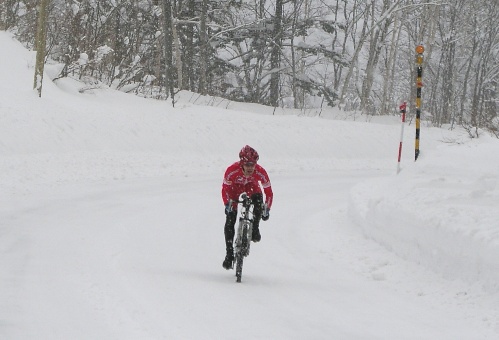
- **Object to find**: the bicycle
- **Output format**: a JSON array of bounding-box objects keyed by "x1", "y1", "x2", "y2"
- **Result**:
[{"x1": 230, "y1": 193, "x2": 256, "y2": 283}]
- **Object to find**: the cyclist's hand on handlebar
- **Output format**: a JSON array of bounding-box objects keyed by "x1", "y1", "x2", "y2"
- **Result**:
[
  {"x1": 262, "y1": 205, "x2": 270, "y2": 221},
  {"x1": 224, "y1": 202, "x2": 232, "y2": 215}
]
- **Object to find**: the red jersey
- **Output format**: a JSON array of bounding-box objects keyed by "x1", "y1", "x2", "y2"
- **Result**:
[{"x1": 222, "y1": 162, "x2": 273, "y2": 210}]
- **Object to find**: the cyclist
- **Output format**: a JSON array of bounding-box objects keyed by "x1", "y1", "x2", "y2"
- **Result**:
[{"x1": 221, "y1": 145, "x2": 273, "y2": 270}]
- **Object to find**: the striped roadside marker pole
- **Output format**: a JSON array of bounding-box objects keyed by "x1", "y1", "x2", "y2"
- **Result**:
[
  {"x1": 415, "y1": 45, "x2": 424, "y2": 161},
  {"x1": 397, "y1": 102, "x2": 407, "y2": 174}
]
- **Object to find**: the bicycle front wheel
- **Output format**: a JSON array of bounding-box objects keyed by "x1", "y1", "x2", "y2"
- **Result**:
[{"x1": 235, "y1": 225, "x2": 248, "y2": 283}]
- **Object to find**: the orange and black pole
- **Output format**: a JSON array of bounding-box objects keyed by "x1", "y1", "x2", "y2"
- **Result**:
[{"x1": 415, "y1": 45, "x2": 424, "y2": 160}]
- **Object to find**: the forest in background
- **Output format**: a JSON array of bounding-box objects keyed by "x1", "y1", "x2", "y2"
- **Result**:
[{"x1": 1, "y1": 0, "x2": 497, "y2": 136}]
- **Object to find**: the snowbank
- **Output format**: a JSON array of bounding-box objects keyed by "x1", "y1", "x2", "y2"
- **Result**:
[{"x1": 349, "y1": 135, "x2": 499, "y2": 292}]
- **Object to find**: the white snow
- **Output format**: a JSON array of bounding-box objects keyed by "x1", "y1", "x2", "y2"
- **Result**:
[{"x1": 1, "y1": 31, "x2": 499, "y2": 339}]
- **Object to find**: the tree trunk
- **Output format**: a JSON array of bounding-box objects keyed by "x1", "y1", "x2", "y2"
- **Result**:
[
  {"x1": 269, "y1": 0, "x2": 283, "y2": 107},
  {"x1": 33, "y1": 0, "x2": 49, "y2": 97},
  {"x1": 381, "y1": 13, "x2": 401, "y2": 115},
  {"x1": 339, "y1": 2, "x2": 370, "y2": 108},
  {"x1": 161, "y1": 0, "x2": 175, "y2": 104},
  {"x1": 360, "y1": 1, "x2": 392, "y2": 115},
  {"x1": 198, "y1": 0, "x2": 208, "y2": 95},
  {"x1": 172, "y1": 18, "x2": 183, "y2": 92}
]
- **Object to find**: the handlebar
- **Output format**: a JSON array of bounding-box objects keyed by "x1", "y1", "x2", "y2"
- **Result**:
[
  {"x1": 228, "y1": 193, "x2": 253, "y2": 210},
  {"x1": 227, "y1": 193, "x2": 268, "y2": 221}
]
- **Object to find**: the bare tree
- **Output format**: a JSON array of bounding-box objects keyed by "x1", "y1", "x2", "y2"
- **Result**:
[
  {"x1": 3, "y1": 0, "x2": 496, "y2": 133},
  {"x1": 33, "y1": 0, "x2": 49, "y2": 97},
  {"x1": 269, "y1": 0, "x2": 283, "y2": 107},
  {"x1": 198, "y1": 0, "x2": 208, "y2": 95},
  {"x1": 162, "y1": 0, "x2": 175, "y2": 102},
  {"x1": 360, "y1": 0, "x2": 393, "y2": 114}
]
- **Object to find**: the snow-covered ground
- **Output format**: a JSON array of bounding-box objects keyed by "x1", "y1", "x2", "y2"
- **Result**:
[{"x1": 1, "y1": 31, "x2": 499, "y2": 339}]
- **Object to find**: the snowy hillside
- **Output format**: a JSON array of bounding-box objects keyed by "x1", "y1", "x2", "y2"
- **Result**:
[{"x1": 1, "y1": 31, "x2": 499, "y2": 339}]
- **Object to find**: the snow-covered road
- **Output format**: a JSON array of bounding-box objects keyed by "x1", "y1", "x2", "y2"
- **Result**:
[{"x1": 2, "y1": 171, "x2": 497, "y2": 339}]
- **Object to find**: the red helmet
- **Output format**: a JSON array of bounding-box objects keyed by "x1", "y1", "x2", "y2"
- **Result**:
[{"x1": 239, "y1": 145, "x2": 259, "y2": 164}]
